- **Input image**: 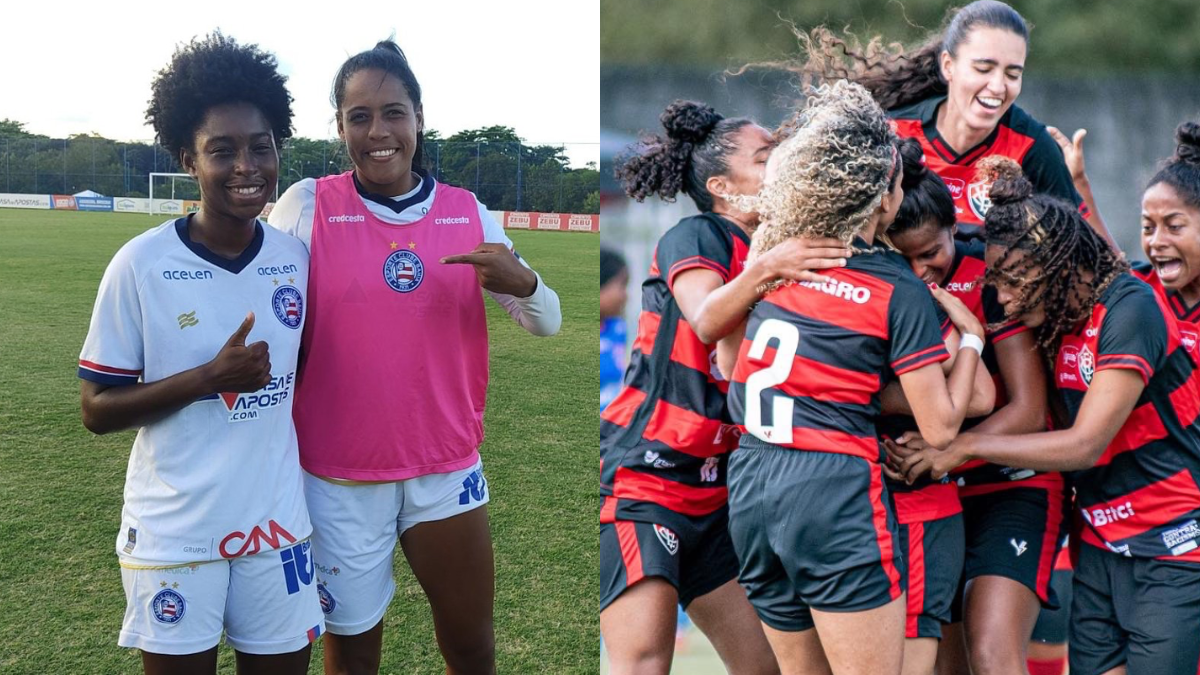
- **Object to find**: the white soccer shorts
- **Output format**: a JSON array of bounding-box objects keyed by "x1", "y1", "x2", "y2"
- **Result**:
[
  {"x1": 302, "y1": 459, "x2": 489, "y2": 635},
  {"x1": 118, "y1": 540, "x2": 324, "y2": 655}
]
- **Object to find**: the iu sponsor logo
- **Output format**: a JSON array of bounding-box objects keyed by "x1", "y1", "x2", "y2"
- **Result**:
[
  {"x1": 654, "y1": 524, "x2": 679, "y2": 556},
  {"x1": 220, "y1": 519, "x2": 297, "y2": 559},
  {"x1": 279, "y1": 541, "x2": 316, "y2": 595},
  {"x1": 458, "y1": 469, "x2": 487, "y2": 505}
]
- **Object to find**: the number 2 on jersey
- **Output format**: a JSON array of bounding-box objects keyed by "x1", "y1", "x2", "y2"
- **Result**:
[{"x1": 744, "y1": 319, "x2": 799, "y2": 444}]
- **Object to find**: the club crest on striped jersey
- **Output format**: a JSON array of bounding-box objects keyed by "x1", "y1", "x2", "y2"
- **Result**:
[
  {"x1": 383, "y1": 250, "x2": 424, "y2": 293},
  {"x1": 968, "y1": 179, "x2": 993, "y2": 220},
  {"x1": 654, "y1": 524, "x2": 679, "y2": 556},
  {"x1": 1079, "y1": 345, "x2": 1095, "y2": 385},
  {"x1": 1181, "y1": 329, "x2": 1197, "y2": 354},
  {"x1": 151, "y1": 588, "x2": 186, "y2": 624},
  {"x1": 271, "y1": 285, "x2": 304, "y2": 329}
]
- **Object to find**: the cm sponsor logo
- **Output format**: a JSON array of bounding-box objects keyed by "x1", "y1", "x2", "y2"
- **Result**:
[{"x1": 220, "y1": 518, "x2": 297, "y2": 559}]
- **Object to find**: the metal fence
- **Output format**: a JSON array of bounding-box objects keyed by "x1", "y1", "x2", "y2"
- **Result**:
[{"x1": 0, "y1": 138, "x2": 600, "y2": 214}]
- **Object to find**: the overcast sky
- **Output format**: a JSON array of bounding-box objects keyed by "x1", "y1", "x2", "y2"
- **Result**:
[{"x1": 2, "y1": 0, "x2": 598, "y2": 166}]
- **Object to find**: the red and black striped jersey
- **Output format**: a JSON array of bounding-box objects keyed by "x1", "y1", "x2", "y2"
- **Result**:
[
  {"x1": 881, "y1": 239, "x2": 1035, "y2": 520},
  {"x1": 889, "y1": 96, "x2": 1088, "y2": 237},
  {"x1": 1054, "y1": 273, "x2": 1200, "y2": 561},
  {"x1": 728, "y1": 239, "x2": 949, "y2": 464},
  {"x1": 600, "y1": 213, "x2": 750, "y2": 528},
  {"x1": 1132, "y1": 261, "x2": 1200, "y2": 358}
]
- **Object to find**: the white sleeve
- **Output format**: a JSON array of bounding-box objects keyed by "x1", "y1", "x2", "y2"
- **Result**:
[
  {"x1": 478, "y1": 200, "x2": 562, "y2": 336},
  {"x1": 78, "y1": 244, "x2": 145, "y2": 386},
  {"x1": 268, "y1": 178, "x2": 317, "y2": 252}
]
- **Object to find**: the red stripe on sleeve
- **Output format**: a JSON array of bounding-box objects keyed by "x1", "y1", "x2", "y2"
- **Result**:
[
  {"x1": 78, "y1": 360, "x2": 142, "y2": 376},
  {"x1": 667, "y1": 256, "x2": 729, "y2": 291},
  {"x1": 893, "y1": 346, "x2": 950, "y2": 375},
  {"x1": 1097, "y1": 354, "x2": 1154, "y2": 385}
]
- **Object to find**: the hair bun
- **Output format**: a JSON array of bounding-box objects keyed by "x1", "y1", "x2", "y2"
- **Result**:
[
  {"x1": 662, "y1": 100, "x2": 722, "y2": 145},
  {"x1": 1175, "y1": 121, "x2": 1200, "y2": 164},
  {"x1": 976, "y1": 155, "x2": 1031, "y2": 206},
  {"x1": 898, "y1": 137, "x2": 928, "y2": 189}
]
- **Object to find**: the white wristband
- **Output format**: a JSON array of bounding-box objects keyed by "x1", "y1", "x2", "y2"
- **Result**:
[{"x1": 959, "y1": 333, "x2": 985, "y2": 356}]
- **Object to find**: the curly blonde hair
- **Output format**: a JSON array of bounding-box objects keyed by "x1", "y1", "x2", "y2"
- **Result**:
[{"x1": 743, "y1": 80, "x2": 898, "y2": 275}]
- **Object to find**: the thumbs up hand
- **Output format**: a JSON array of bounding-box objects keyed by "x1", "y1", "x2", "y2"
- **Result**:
[{"x1": 205, "y1": 312, "x2": 272, "y2": 393}]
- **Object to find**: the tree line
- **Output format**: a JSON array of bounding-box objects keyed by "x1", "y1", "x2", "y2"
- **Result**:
[{"x1": 0, "y1": 120, "x2": 599, "y2": 214}]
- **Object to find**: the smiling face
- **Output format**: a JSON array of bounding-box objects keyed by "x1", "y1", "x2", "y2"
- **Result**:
[
  {"x1": 338, "y1": 68, "x2": 424, "y2": 196},
  {"x1": 890, "y1": 221, "x2": 958, "y2": 285},
  {"x1": 710, "y1": 123, "x2": 774, "y2": 223},
  {"x1": 1141, "y1": 181, "x2": 1200, "y2": 295},
  {"x1": 940, "y1": 26, "x2": 1027, "y2": 136},
  {"x1": 985, "y1": 243, "x2": 1046, "y2": 327},
  {"x1": 181, "y1": 102, "x2": 278, "y2": 225}
]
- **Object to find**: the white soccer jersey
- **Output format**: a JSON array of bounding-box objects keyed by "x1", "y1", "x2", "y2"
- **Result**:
[
  {"x1": 268, "y1": 170, "x2": 561, "y2": 336},
  {"x1": 79, "y1": 218, "x2": 311, "y2": 564}
]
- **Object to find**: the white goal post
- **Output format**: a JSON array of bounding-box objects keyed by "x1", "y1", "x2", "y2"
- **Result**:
[{"x1": 149, "y1": 172, "x2": 198, "y2": 214}]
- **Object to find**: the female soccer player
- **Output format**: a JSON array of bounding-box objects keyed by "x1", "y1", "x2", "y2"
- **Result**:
[
  {"x1": 1051, "y1": 120, "x2": 1200, "y2": 344},
  {"x1": 601, "y1": 99, "x2": 850, "y2": 675},
  {"x1": 266, "y1": 40, "x2": 560, "y2": 675},
  {"x1": 722, "y1": 80, "x2": 986, "y2": 675},
  {"x1": 78, "y1": 33, "x2": 320, "y2": 674},
  {"x1": 778, "y1": 0, "x2": 1113, "y2": 248},
  {"x1": 902, "y1": 156, "x2": 1200, "y2": 675},
  {"x1": 882, "y1": 138, "x2": 1062, "y2": 675}
]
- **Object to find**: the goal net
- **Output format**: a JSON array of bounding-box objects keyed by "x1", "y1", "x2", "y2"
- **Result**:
[{"x1": 149, "y1": 172, "x2": 199, "y2": 214}]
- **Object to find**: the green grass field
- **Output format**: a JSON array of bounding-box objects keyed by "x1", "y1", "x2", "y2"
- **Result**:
[{"x1": 0, "y1": 209, "x2": 599, "y2": 674}]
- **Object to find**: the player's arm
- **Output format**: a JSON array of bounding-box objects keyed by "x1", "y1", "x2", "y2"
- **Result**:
[
  {"x1": 716, "y1": 319, "x2": 748, "y2": 382},
  {"x1": 446, "y1": 203, "x2": 561, "y2": 336},
  {"x1": 1040, "y1": 126, "x2": 1116, "y2": 251},
  {"x1": 81, "y1": 314, "x2": 271, "y2": 434},
  {"x1": 904, "y1": 368, "x2": 1144, "y2": 479},
  {"x1": 895, "y1": 287, "x2": 985, "y2": 449},
  {"x1": 963, "y1": 330, "x2": 1046, "y2": 435},
  {"x1": 880, "y1": 326, "x2": 994, "y2": 417},
  {"x1": 675, "y1": 237, "x2": 851, "y2": 345}
]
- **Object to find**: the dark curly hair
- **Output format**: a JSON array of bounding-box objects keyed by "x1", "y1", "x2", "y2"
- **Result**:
[
  {"x1": 1146, "y1": 120, "x2": 1200, "y2": 209},
  {"x1": 745, "y1": 0, "x2": 1028, "y2": 111},
  {"x1": 888, "y1": 137, "x2": 956, "y2": 238},
  {"x1": 146, "y1": 31, "x2": 294, "y2": 158},
  {"x1": 332, "y1": 39, "x2": 425, "y2": 170},
  {"x1": 979, "y1": 156, "x2": 1128, "y2": 362},
  {"x1": 614, "y1": 100, "x2": 754, "y2": 212}
]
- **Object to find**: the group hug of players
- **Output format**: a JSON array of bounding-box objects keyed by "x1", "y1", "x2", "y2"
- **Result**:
[{"x1": 599, "y1": 2, "x2": 1200, "y2": 674}]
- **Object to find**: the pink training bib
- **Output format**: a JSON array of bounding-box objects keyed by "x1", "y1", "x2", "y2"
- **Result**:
[{"x1": 296, "y1": 172, "x2": 488, "y2": 480}]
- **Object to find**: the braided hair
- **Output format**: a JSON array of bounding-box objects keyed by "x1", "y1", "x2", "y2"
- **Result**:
[
  {"x1": 979, "y1": 156, "x2": 1128, "y2": 362},
  {"x1": 615, "y1": 100, "x2": 754, "y2": 212}
]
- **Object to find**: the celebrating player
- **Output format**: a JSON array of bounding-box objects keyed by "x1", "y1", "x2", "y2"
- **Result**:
[
  {"x1": 78, "y1": 33, "x2": 320, "y2": 674},
  {"x1": 774, "y1": 0, "x2": 1112, "y2": 249},
  {"x1": 721, "y1": 80, "x2": 985, "y2": 675},
  {"x1": 267, "y1": 39, "x2": 560, "y2": 675},
  {"x1": 881, "y1": 137, "x2": 1064, "y2": 675},
  {"x1": 902, "y1": 155, "x2": 1200, "y2": 675},
  {"x1": 601, "y1": 99, "x2": 850, "y2": 675}
]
